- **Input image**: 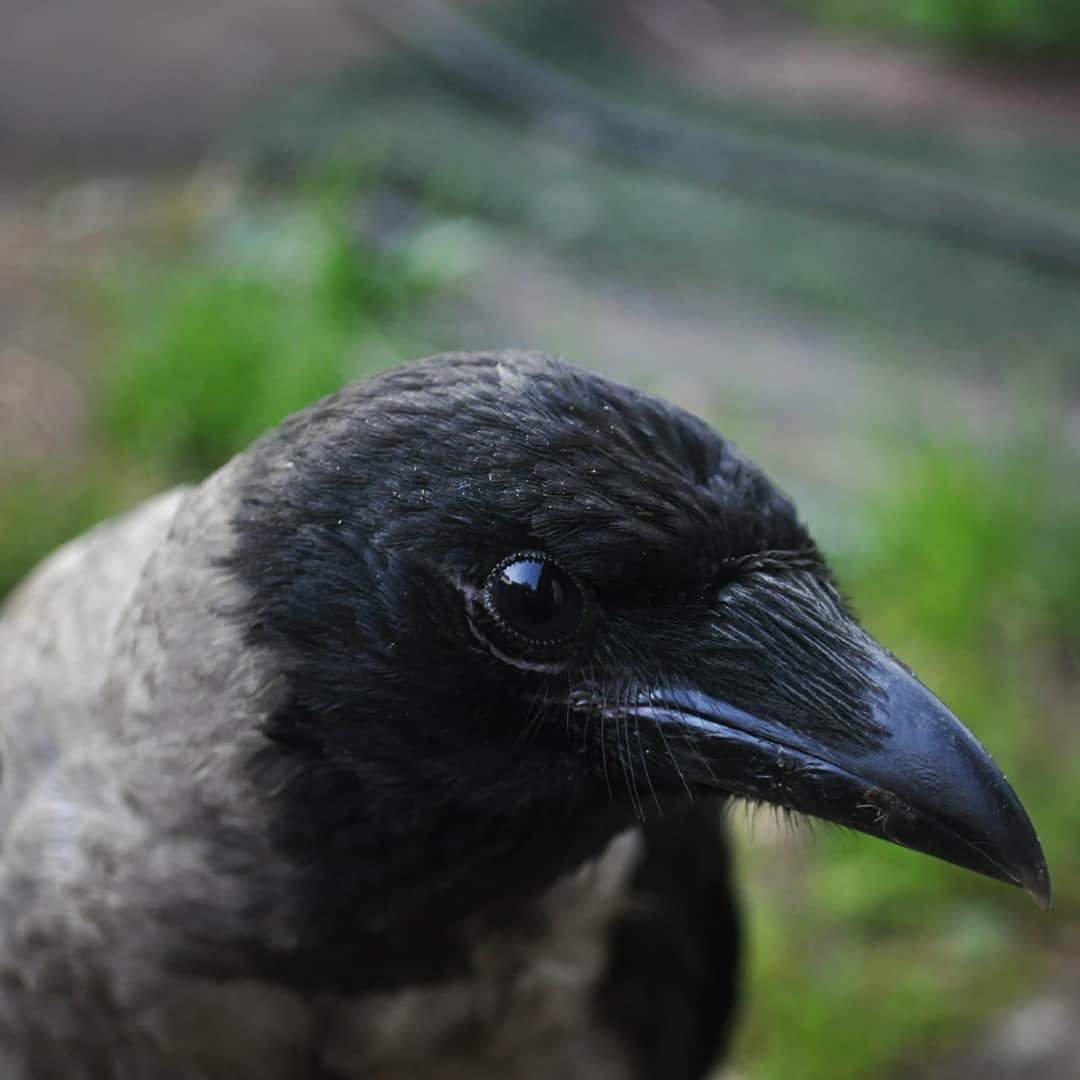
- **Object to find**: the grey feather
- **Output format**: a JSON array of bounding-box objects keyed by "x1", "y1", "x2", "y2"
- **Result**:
[{"x1": 0, "y1": 366, "x2": 650, "y2": 1079}]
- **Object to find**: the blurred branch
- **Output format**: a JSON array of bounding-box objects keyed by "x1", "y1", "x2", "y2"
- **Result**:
[{"x1": 353, "y1": 0, "x2": 1080, "y2": 277}]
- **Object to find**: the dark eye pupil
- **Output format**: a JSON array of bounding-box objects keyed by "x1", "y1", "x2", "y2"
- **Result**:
[{"x1": 493, "y1": 558, "x2": 584, "y2": 641}]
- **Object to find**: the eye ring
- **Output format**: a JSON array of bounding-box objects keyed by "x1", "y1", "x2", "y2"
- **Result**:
[{"x1": 483, "y1": 551, "x2": 587, "y2": 645}]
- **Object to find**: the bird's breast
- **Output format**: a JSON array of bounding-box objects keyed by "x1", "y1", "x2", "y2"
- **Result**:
[{"x1": 315, "y1": 828, "x2": 645, "y2": 1079}]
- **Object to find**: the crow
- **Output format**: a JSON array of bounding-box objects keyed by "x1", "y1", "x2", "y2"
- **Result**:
[{"x1": 0, "y1": 350, "x2": 1048, "y2": 1079}]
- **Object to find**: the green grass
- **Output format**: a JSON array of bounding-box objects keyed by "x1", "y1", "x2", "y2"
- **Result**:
[
  {"x1": 733, "y1": 435, "x2": 1080, "y2": 1078},
  {"x1": 792, "y1": 0, "x2": 1080, "y2": 54},
  {"x1": 100, "y1": 186, "x2": 472, "y2": 477},
  {"x1": 0, "y1": 466, "x2": 151, "y2": 600}
]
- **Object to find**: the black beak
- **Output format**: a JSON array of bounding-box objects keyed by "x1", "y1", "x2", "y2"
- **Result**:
[{"x1": 633, "y1": 646, "x2": 1050, "y2": 908}]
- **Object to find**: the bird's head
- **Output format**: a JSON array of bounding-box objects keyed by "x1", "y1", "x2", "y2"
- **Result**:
[{"x1": 226, "y1": 351, "x2": 1047, "y2": 968}]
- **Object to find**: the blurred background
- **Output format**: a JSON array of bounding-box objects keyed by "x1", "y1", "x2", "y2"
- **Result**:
[{"x1": 2, "y1": 1, "x2": 1079, "y2": 1075}]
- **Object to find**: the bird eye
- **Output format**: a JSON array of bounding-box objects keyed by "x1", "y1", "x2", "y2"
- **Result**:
[{"x1": 486, "y1": 554, "x2": 585, "y2": 643}]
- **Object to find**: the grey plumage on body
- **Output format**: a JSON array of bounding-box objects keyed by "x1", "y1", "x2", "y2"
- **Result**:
[{"x1": 0, "y1": 351, "x2": 1048, "y2": 1078}]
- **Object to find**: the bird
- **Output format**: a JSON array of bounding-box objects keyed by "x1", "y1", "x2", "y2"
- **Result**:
[{"x1": 0, "y1": 350, "x2": 1049, "y2": 1080}]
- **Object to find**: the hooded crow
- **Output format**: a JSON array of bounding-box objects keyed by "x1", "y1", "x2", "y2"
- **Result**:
[{"x1": 0, "y1": 351, "x2": 1049, "y2": 1079}]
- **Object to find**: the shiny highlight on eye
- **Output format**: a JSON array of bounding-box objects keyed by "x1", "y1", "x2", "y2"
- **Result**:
[{"x1": 487, "y1": 554, "x2": 585, "y2": 643}]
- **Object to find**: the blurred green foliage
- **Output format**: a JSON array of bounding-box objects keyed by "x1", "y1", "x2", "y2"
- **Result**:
[
  {"x1": 0, "y1": 470, "x2": 139, "y2": 600},
  {"x1": 794, "y1": 0, "x2": 1080, "y2": 54},
  {"x1": 101, "y1": 187, "x2": 465, "y2": 476}
]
